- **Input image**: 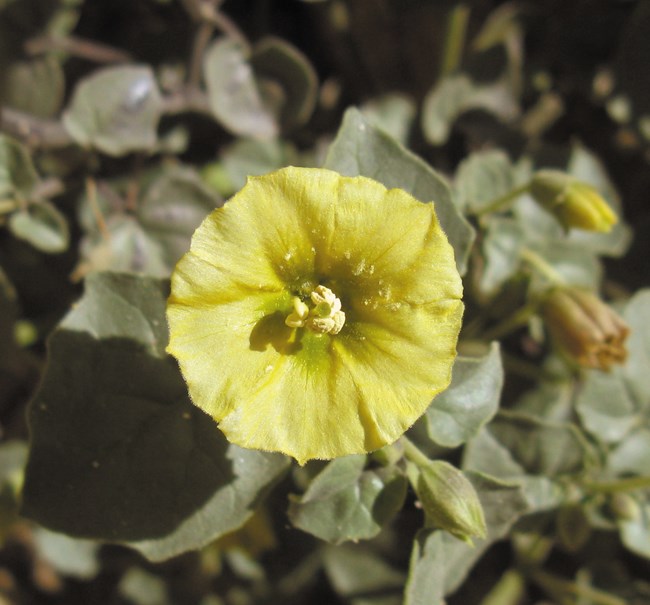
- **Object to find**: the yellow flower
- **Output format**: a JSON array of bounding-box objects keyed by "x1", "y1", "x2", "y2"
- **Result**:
[
  {"x1": 529, "y1": 169, "x2": 618, "y2": 232},
  {"x1": 166, "y1": 167, "x2": 463, "y2": 464}
]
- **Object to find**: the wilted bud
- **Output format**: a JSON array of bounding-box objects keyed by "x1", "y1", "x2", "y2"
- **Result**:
[
  {"x1": 529, "y1": 170, "x2": 617, "y2": 232},
  {"x1": 407, "y1": 460, "x2": 486, "y2": 544},
  {"x1": 541, "y1": 288, "x2": 629, "y2": 371}
]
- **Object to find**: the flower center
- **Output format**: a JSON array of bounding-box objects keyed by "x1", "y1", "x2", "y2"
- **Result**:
[{"x1": 284, "y1": 285, "x2": 346, "y2": 335}]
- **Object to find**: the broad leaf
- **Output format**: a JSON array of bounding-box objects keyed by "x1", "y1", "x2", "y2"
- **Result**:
[
  {"x1": 425, "y1": 342, "x2": 503, "y2": 448},
  {"x1": 454, "y1": 150, "x2": 517, "y2": 213},
  {"x1": 421, "y1": 75, "x2": 518, "y2": 145},
  {"x1": 204, "y1": 38, "x2": 278, "y2": 139},
  {"x1": 77, "y1": 166, "x2": 220, "y2": 277},
  {"x1": 576, "y1": 289, "x2": 650, "y2": 443},
  {"x1": 4, "y1": 57, "x2": 64, "y2": 117},
  {"x1": 323, "y1": 545, "x2": 405, "y2": 605},
  {"x1": 361, "y1": 93, "x2": 416, "y2": 144},
  {"x1": 0, "y1": 134, "x2": 38, "y2": 198},
  {"x1": 22, "y1": 273, "x2": 289, "y2": 561},
  {"x1": 288, "y1": 455, "x2": 407, "y2": 544},
  {"x1": 619, "y1": 497, "x2": 650, "y2": 560},
  {"x1": 8, "y1": 199, "x2": 69, "y2": 253},
  {"x1": 32, "y1": 528, "x2": 100, "y2": 580},
  {"x1": 250, "y1": 36, "x2": 318, "y2": 130},
  {"x1": 324, "y1": 107, "x2": 475, "y2": 275},
  {"x1": 63, "y1": 65, "x2": 163, "y2": 156}
]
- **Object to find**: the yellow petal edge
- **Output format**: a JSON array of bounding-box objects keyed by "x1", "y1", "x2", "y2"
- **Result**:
[{"x1": 166, "y1": 166, "x2": 463, "y2": 464}]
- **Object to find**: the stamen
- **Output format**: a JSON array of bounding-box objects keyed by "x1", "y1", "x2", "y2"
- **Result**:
[{"x1": 285, "y1": 285, "x2": 346, "y2": 335}]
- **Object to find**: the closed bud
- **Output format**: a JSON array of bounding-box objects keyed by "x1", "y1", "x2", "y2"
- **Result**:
[
  {"x1": 530, "y1": 169, "x2": 617, "y2": 232},
  {"x1": 541, "y1": 287, "x2": 629, "y2": 371},
  {"x1": 407, "y1": 460, "x2": 486, "y2": 544},
  {"x1": 608, "y1": 493, "x2": 641, "y2": 522}
]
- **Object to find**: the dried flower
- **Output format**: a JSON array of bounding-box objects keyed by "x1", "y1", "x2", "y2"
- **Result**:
[
  {"x1": 166, "y1": 167, "x2": 463, "y2": 464},
  {"x1": 529, "y1": 169, "x2": 618, "y2": 232},
  {"x1": 541, "y1": 287, "x2": 629, "y2": 371}
]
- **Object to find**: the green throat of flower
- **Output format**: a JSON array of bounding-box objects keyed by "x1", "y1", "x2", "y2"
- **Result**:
[{"x1": 284, "y1": 285, "x2": 346, "y2": 335}]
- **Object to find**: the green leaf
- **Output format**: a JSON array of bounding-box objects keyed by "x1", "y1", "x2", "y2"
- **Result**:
[
  {"x1": 425, "y1": 342, "x2": 503, "y2": 448},
  {"x1": 4, "y1": 57, "x2": 64, "y2": 117},
  {"x1": 361, "y1": 93, "x2": 417, "y2": 145},
  {"x1": 608, "y1": 428, "x2": 650, "y2": 475},
  {"x1": 619, "y1": 498, "x2": 650, "y2": 559},
  {"x1": 204, "y1": 38, "x2": 278, "y2": 139},
  {"x1": 0, "y1": 134, "x2": 38, "y2": 198},
  {"x1": 62, "y1": 65, "x2": 163, "y2": 156},
  {"x1": 619, "y1": 289, "x2": 650, "y2": 403},
  {"x1": 8, "y1": 199, "x2": 69, "y2": 253},
  {"x1": 77, "y1": 166, "x2": 220, "y2": 277},
  {"x1": 218, "y1": 137, "x2": 300, "y2": 193},
  {"x1": 138, "y1": 167, "x2": 222, "y2": 269},
  {"x1": 404, "y1": 473, "x2": 527, "y2": 605},
  {"x1": 481, "y1": 411, "x2": 590, "y2": 477},
  {"x1": 250, "y1": 36, "x2": 318, "y2": 130},
  {"x1": 576, "y1": 371, "x2": 639, "y2": 443},
  {"x1": 463, "y1": 426, "x2": 565, "y2": 512},
  {"x1": 323, "y1": 545, "x2": 405, "y2": 605},
  {"x1": 453, "y1": 150, "x2": 517, "y2": 213},
  {"x1": 421, "y1": 74, "x2": 518, "y2": 145},
  {"x1": 32, "y1": 528, "x2": 100, "y2": 580},
  {"x1": 22, "y1": 273, "x2": 289, "y2": 561},
  {"x1": 324, "y1": 107, "x2": 475, "y2": 275},
  {"x1": 478, "y1": 218, "x2": 525, "y2": 296},
  {"x1": 118, "y1": 568, "x2": 170, "y2": 605},
  {"x1": 288, "y1": 455, "x2": 407, "y2": 544},
  {"x1": 576, "y1": 289, "x2": 650, "y2": 443}
]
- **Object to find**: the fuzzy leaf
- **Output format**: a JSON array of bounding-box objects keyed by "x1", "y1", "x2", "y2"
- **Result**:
[
  {"x1": 454, "y1": 150, "x2": 517, "y2": 213},
  {"x1": 288, "y1": 456, "x2": 407, "y2": 544},
  {"x1": 63, "y1": 65, "x2": 163, "y2": 156},
  {"x1": 0, "y1": 134, "x2": 38, "y2": 198},
  {"x1": 421, "y1": 75, "x2": 518, "y2": 145},
  {"x1": 204, "y1": 38, "x2": 278, "y2": 139},
  {"x1": 576, "y1": 289, "x2": 650, "y2": 443},
  {"x1": 425, "y1": 342, "x2": 503, "y2": 448},
  {"x1": 251, "y1": 36, "x2": 318, "y2": 130},
  {"x1": 22, "y1": 273, "x2": 289, "y2": 561},
  {"x1": 8, "y1": 199, "x2": 69, "y2": 253}
]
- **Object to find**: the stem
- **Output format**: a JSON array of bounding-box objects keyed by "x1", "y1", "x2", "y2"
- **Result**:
[
  {"x1": 480, "y1": 304, "x2": 536, "y2": 341},
  {"x1": 204, "y1": 6, "x2": 249, "y2": 48},
  {"x1": 25, "y1": 34, "x2": 132, "y2": 63},
  {"x1": 0, "y1": 107, "x2": 73, "y2": 148},
  {"x1": 401, "y1": 436, "x2": 432, "y2": 467},
  {"x1": 530, "y1": 569, "x2": 626, "y2": 605},
  {"x1": 85, "y1": 178, "x2": 110, "y2": 241},
  {"x1": 582, "y1": 475, "x2": 650, "y2": 494},
  {"x1": 519, "y1": 247, "x2": 566, "y2": 285},
  {"x1": 440, "y1": 4, "x2": 471, "y2": 76},
  {"x1": 474, "y1": 183, "x2": 530, "y2": 216},
  {"x1": 188, "y1": 21, "x2": 215, "y2": 89},
  {"x1": 32, "y1": 177, "x2": 65, "y2": 200}
]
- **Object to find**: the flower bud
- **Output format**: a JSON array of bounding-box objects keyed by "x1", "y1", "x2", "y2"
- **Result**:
[
  {"x1": 608, "y1": 493, "x2": 641, "y2": 522},
  {"x1": 407, "y1": 460, "x2": 486, "y2": 544},
  {"x1": 529, "y1": 170, "x2": 617, "y2": 232},
  {"x1": 541, "y1": 288, "x2": 629, "y2": 371}
]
